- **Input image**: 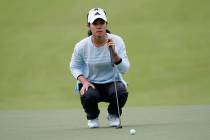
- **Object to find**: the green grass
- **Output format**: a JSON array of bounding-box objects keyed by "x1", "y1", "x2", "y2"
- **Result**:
[
  {"x1": 0, "y1": 0, "x2": 210, "y2": 109},
  {"x1": 1, "y1": 105, "x2": 210, "y2": 140}
]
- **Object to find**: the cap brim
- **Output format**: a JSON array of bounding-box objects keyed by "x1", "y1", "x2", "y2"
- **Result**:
[{"x1": 89, "y1": 16, "x2": 107, "y2": 24}]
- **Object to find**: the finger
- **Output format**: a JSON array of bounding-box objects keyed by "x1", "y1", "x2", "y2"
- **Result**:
[
  {"x1": 108, "y1": 38, "x2": 112, "y2": 43},
  {"x1": 85, "y1": 86, "x2": 89, "y2": 92},
  {"x1": 109, "y1": 44, "x2": 115, "y2": 51},
  {"x1": 90, "y1": 84, "x2": 95, "y2": 89},
  {"x1": 108, "y1": 43, "x2": 114, "y2": 47},
  {"x1": 80, "y1": 87, "x2": 85, "y2": 95}
]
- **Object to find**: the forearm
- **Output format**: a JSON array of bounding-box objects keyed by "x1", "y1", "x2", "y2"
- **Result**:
[
  {"x1": 112, "y1": 52, "x2": 122, "y2": 64},
  {"x1": 112, "y1": 48, "x2": 130, "y2": 73},
  {"x1": 116, "y1": 57, "x2": 130, "y2": 73}
]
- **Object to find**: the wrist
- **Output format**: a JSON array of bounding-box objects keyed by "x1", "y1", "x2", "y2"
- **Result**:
[
  {"x1": 77, "y1": 75, "x2": 89, "y2": 85},
  {"x1": 114, "y1": 58, "x2": 122, "y2": 65},
  {"x1": 112, "y1": 55, "x2": 122, "y2": 64}
]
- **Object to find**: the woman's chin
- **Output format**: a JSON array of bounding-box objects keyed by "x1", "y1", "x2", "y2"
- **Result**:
[{"x1": 96, "y1": 32, "x2": 106, "y2": 37}]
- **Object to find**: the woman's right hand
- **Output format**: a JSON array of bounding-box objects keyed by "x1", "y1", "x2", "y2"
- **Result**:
[{"x1": 80, "y1": 82, "x2": 95, "y2": 95}]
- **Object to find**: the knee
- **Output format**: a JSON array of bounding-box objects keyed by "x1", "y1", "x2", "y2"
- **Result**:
[
  {"x1": 80, "y1": 87, "x2": 99, "y2": 102},
  {"x1": 109, "y1": 89, "x2": 128, "y2": 101},
  {"x1": 118, "y1": 90, "x2": 128, "y2": 102},
  {"x1": 113, "y1": 82, "x2": 128, "y2": 96},
  {"x1": 109, "y1": 82, "x2": 128, "y2": 102}
]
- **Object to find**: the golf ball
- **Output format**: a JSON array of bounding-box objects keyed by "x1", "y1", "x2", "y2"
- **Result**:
[{"x1": 130, "y1": 129, "x2": 136, "y2": 135}]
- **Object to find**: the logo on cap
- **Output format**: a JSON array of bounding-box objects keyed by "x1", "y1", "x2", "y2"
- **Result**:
[{"x1": 95, "y1": 12, "x2": 101, "y2": 15}]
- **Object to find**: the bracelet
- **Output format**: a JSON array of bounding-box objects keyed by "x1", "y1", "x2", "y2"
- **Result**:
[
  {"x1": 114, "y1": 58, "x2": 122, "y2": 65},
  {"x1": 77, "y1": 74, "x2": 84, "y2": 80}
]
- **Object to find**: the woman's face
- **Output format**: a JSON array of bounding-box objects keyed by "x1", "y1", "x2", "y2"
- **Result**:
[{"x1": 89, "y1": 18, "x2": 107, "y2": 37}]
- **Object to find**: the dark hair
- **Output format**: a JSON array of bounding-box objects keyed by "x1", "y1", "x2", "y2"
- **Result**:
[{"x1": 87, "y1": 29, "x2": 111, "y2": 36}]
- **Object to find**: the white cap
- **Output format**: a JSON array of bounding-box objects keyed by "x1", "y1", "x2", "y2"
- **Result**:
[{"x1": 87, "y1": 8, "x2": 107, "y2": 24}]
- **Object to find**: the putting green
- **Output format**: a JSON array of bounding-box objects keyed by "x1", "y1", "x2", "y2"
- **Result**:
[{"x1": 1, "y1": 105, "x2": 210, "y2": 140}]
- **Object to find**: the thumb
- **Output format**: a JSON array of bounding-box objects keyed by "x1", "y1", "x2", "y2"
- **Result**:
[{"x1": 80, "y1": 87, "x2": 85, "y2": 95}]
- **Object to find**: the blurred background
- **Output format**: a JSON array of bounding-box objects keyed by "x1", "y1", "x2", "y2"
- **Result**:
[{"x1": 0, "y1": 0, "x2": 210, "y2": 109}]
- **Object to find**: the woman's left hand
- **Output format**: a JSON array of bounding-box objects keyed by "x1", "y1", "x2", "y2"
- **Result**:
[
  {"x1": 107, "y1": 39, "x2": 121, "y2": 63},
  {"x1": 107, "y1": 39, "x2": 116, "y2": 55}
]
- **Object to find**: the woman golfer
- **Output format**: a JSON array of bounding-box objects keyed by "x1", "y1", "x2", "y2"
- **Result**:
[{"x1": 70, "y1": 8, "x2": 130, "y2": 128}]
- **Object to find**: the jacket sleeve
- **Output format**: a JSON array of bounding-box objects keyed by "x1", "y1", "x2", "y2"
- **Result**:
[
  {"x1": 115, "y1": 38, "x2": 130, "y2": 73},
  {"x1": 70, "y1": 45, "x2": 84, "y2": 79}
]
